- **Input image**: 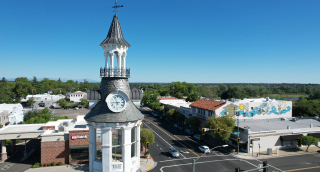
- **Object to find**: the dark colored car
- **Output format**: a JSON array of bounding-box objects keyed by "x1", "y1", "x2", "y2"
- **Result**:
[
  {"x1": 178, "y1": 126, "x2": 185, "y2": 131},
  {"x1": 185, "y1": 129, "x2": 194, "y2": 136}
]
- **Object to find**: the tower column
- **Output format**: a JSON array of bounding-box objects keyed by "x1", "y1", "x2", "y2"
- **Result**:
[
  {"x1": 136, "y1": 124, "x2": 140, "y2": 160},
  {"x1": 88, "y1": 126, "x2": 95, "y2": 172},
  {"x1": 109, "y1": 53, "x2": 114, "y2": 77},
  {"x1": 122, "y1": 127, "x2": 131, "y2": 172},
  {"x1": 117, "y1": 53, "x2": 122, "y2": 76},
  {"x1": 101, "y1": 127, "x2": 112, "y2": 172},
  {"x1": 122, "y1": 54, "x2": 126, "y2": 77},
  {"x1": 104, "y1": 52, "x2": 109, "y2": 77}
]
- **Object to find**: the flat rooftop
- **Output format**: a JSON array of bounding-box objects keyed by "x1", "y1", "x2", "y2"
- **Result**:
[{"x1": 239, "y1": 117, "x2": 320, "y2": 132}]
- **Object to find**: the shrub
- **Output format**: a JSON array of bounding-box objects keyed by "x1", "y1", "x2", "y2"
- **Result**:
[
  {"x1": 51, "y1": 162, "x2": 56, "y2": 166},
  {"x1": 57, "y1": 162, "x2": 62, "y2": 166},
  {"x1": 32, "y1": 163, "x2": 40, "y2": 168},
  {"x1": 34, "y1": 162, "x2": 40, "y2": 166}
]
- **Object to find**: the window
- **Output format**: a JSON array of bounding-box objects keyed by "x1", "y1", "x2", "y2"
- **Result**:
[
  {"x1": 96, "y1": 129, "x2": 102, "y2": 161},
  {"x1": 131, "y1": 127, "x2": 136, "y2": 158},
  {"x1": 112, "y1": 129, "x2": 123, "y2": 162},
  {"x1": 70, "y1": 145, "x2": 89, "y2": 161}
]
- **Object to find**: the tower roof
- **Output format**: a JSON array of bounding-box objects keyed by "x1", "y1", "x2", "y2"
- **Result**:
[{"x1": 100, "y1": 14, "x2": 130, "y2": 47}]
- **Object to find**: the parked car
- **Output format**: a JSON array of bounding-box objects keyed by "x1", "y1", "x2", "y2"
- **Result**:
[
  {"x1": 178, "y1": 126, "x2": 185, "y2": 131},
  {"x1": 74, "y1": 107, "x2": 79, "y2": 110},
  {"x1": 153, "y1": 113, "x2": 158, "y2": 117},
  {"x1": 193, "y1": 134, "x2": 203, "y2": 141},
  {"x1": 168, "y1": 147, "x2": 179, "y2": 157},
  {"x1": 198, "y1": 145, "x2": 210, "y2": 154},
  {"x1": 174, "y1": 124, "x2": 178, "y2": 128},
  {"x1": 185, "y1": 129, "x2": 194, "y2": 136}
]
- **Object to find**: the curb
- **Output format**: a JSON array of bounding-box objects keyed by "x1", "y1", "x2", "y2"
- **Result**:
[{"x1": 255, "y1": 151, "x2": 318, "y2": 160}]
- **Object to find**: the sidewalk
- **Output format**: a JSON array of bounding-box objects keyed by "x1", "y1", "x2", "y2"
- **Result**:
[
  {"x1": 232, "y1": 145, "x2": 320, "y2": 160},
  {"x1": 24, "y1": 154, "x2": 156, "y2": 172}
]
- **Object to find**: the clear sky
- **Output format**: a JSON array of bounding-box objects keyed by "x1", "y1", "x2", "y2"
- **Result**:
[{"x1": 0, "y1": 0, "x2": 319, "y2": 83}]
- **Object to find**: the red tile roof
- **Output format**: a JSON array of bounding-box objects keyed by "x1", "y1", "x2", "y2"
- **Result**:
[{"x1": 190, "y1": 99, "x2": 226, "y2": 111}]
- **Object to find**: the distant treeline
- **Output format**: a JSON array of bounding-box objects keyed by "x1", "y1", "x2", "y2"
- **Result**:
[{"x1": 1, "y1": 77, "x2": 320, "y2": 104}]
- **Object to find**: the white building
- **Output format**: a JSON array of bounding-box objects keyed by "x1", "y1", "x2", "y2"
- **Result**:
[
  {"x1": 0, "y1": 104, "x2": 24, "y2": 125},
  {"x1": 21, "y1": 93, "x2": 65, "y2": 103},
  {"x1": 158, "y1": 98, "x2": 192, "y2": 119},
  {"x1": 233, "y1": 117, "x2": 320, "y2": 154},
  {"x1": 70, "y1": 91, "x2": 87, "y2": 103}
]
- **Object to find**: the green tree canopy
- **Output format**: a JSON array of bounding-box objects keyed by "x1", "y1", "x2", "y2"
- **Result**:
[
  {"x1": 204, "y1": 116, "x2": 236, "y2": 141},
  {"x1": 187, "y1": 117, "x2": 200, "y2": 130},
  {"x1": 140, "y1": 128, "x2": 155, "y2": 147},
  {"x1": 176, "y1": 113, "x2": 186, "y2": 125},
  {"x1": 300, "y1": 135, "x2": 318, "y2": 152},
  {"x1": 26, "y1": 98, "x2": 35, "y2": 107},
  {"x1": 57, "y1": 99, "x2": 68, "y2": 108}
]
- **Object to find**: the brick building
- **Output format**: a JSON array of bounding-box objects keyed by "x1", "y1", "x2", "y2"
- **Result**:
[{"x1": 40, "y1": 115, "x2": 89, "y2": 165}]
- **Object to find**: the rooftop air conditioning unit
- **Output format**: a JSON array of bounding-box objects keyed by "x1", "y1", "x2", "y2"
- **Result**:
[
  {"x1": 58, "y1": 126, "x2": 65, "y2": 132},
  {"x1": 62, "y1": 122, "x2": 69, "y2": 127}
]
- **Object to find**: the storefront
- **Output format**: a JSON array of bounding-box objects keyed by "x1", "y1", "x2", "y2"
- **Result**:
[{"x1": 40, "y1": 115, "x2": 89, "y2": 165}]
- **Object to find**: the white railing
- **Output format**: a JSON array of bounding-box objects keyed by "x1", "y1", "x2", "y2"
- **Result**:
[{"x1": 111, "y1": 162, "x2": 123, "y2": 172}]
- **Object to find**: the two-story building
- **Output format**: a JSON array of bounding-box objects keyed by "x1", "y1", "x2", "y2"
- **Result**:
[{"x1": 70, "y1": 91, "x2": 87, "y2": 103}]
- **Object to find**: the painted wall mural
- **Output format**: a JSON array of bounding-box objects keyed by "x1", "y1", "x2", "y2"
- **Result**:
[{"x1": 220, "y1": 102, "x2": 291, "y2": 117}]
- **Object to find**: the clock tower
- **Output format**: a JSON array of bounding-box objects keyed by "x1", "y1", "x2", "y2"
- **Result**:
[{"x1": 84, "y1": 10, "x2": 144, "y2": 172}]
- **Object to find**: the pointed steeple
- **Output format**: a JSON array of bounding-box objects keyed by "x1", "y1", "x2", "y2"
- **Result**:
[{"x1": 100, "y1": 14, "x2": 130, "y2": 47}]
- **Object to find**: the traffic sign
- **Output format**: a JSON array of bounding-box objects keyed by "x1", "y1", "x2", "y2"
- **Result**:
[{"x1": 234, "y1": 132, "x2": 240, "y2": 135}]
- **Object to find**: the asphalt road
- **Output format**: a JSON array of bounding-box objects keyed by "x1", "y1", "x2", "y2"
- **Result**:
[{"x1": 140, "y1": 108, "x2": 320, "y2": 172}]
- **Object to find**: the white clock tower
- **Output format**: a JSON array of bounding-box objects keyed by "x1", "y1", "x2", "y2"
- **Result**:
[{"x1": 85, "y1": 6, "x2": 144, "y2": 172}]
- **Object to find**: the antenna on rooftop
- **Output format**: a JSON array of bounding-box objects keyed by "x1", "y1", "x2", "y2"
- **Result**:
[{"x1": 112, "y1": 0, "x2": 123, "y2": 14}]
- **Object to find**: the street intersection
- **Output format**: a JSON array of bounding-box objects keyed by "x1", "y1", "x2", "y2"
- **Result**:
[{"x1": 141, "y1": 108, "x2": 320, "y2": 172}]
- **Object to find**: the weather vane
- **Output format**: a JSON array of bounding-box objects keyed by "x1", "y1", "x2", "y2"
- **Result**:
[{"x1": 112, "y1": 0, "x2": 123, "y2": 14}]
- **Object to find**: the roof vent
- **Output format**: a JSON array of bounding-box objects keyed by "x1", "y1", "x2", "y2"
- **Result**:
[
  {"x1": 310, "y1": 124, "x2": 313, "y2": 128},
  {"x1": 287, "y1": 125, "x2": 290, "y2": 129},
  {"x1": 62, "y1": 122, "x2": 69, "y2": 127},
  {"x1": 266, "y1": 97, "x2": 269, "y2": 101}
]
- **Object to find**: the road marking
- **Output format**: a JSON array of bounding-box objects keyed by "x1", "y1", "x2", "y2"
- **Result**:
[
  {"x1": 157, "y1": 144, "x2": 158, "y2": 146},
  {"x1": 144, "y1": 119, "x2": 199, "y2": 157},
  {"x1": 160, "y1": 159, "x2": 248, "y2": 172},
  {"x1": 146, "y1": 166, "x2": 152, "y2": 169},
  {"x1": 160, "y1": 148, "x2": 162, "y2": 150},
  {"x1": 157, "y1": 154, "x2": 230, "y2": 163},
  {"x1": 143, "y1": 122, "x2": 186, "y2": 159},
  {"x1": 285, "y1": 166, "x2": 320, "y2": 172}
]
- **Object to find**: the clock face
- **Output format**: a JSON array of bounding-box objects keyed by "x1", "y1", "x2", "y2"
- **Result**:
[{"x1": 106, "y1": 93, "x2": 126, "y2": 112}]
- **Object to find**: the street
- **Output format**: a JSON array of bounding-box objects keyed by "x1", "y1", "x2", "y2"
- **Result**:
[{"x1": 140, "y1": 108, "x2": 320, "y2": 172}]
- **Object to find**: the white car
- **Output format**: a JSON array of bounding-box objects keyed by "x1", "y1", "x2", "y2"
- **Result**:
[
  {"x1": 168, "y1": 147, "x2": 179, "y2": 157},
  {"x1": 198, "y1": 145, "x2": 210, "y2": 154}
]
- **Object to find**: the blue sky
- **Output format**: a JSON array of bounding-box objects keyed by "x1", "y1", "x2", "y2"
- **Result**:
[{"x1": 0, "y1": 0, "x2": 319, "y2": 83}]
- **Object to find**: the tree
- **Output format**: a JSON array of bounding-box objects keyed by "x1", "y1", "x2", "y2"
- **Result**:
[
  {"x1": 300, "y1": 136, "x2": 318, "y2": 152},
  {"x1": 80, "y1": 99, "x2": 89, "y2": 107},
  {"x1": 176, "y1": 113, "x2": 186, "y2": 125},
  {"x1": 186, "y1": 93, "x2": 199, "y2": 102},
  {"x1": 204, "y1": 116, "x2": 236, "y2": 141},
  {"x1": 140, "y1": 128, "x2": 155, "y2": 147},
  {"x1": 26, "y1": 98, "x2": 35, "y2": 107},
  {"x1": 166, "y1": 109, "x2": 175, "y2": 119},
  {"x1": 187, "y1": 117, "x2": 200, "y2": 130},
  {"x1": 57, "y1": 99, "x2": 68, "y2": 108}
]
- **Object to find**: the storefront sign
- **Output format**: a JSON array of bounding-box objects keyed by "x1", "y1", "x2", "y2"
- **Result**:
[{"x1": 71, "y1": 135, "x2": 87, "y2": 140}]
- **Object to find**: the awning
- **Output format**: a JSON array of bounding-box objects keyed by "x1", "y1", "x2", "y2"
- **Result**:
[
  {"x1": 70, "y1": 145, "x2": 89, "y2": 150},
  {"x1": 0, "y1": 133, "x2": 42, "y2": 140},
  {"x1": 308, "y1": 133, "x2": 320, "y2": 138},
  {"x1": 280, "y1": 134, "x2": 302, "y2": 141}
]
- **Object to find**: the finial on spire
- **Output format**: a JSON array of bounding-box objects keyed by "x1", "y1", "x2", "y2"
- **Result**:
[{"x1": 112, "y1": 0, "x2": 123, "y2": 14}]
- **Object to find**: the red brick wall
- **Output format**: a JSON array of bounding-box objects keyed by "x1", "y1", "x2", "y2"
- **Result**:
[
  {"x1": 41, "y1": 141, "x2": 69, "y2": 165},
  {"x1": 42, "y1": 126, "x2": 55, "y2": 130},
  {"x1": 68, "y1": 130, "x2": 89, "y2": 164}
]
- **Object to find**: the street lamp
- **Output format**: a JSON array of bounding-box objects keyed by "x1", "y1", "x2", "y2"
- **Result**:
[{"x1": 192, "y1": 145, "x2": 228, "y2": 172}]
